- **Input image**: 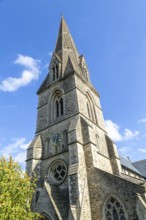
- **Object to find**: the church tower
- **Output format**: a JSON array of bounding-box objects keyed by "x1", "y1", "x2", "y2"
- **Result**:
[{"x1": 26, "y1": 18, "x2": 146, "y2": 220}]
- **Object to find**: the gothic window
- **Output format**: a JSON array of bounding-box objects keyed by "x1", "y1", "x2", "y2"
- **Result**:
[
  {"x1": 55, "y1": 95, "x2": 64, "y2": 118},
  {"x1": 50, "y1": 90, "x2": 64, "y2": 122},
  {"x1": 86, "y1": 93, "x2": 97, "y2": 124},
  {"x1": 52, "y1": 62, "x2": 59, "y2": 81},
  {"x1": 55, "y1": 64, "x2": 59, "y2": 79},
  {"x1": 56, "y1": 100, "x2": 59, "y2": 117},
  {"x1": 60, "y1": 98, "x2": 64, "y2": 115},
  {"x1": 40, "y1": 212, "x2": 53, "y2": 220},
  {"x1": 105, "y1": 196, "x2": 126, "y2": 220},
  {"x1": 53, "y1": 66, "x2": 55, "y2": 81}
]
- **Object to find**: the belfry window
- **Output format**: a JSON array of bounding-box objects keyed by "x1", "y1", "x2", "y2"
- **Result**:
[
  {"x1": 56, "y1": 101, "x2": 59, "y2": 117},
  {"x1": 52, "y1": 62, "x2": 59, "y2": 81},
  {"x1": 55, "y1": 95, "x2": 64, "y2": 118},
  {"x1": 60, "y1": 98, "x2": 63, "y2": 115},
  {"x1": 56, "y1": 65, "x2": 59, "y2": 79},
  {"x1": 105, "y1": 196, "x2": 126, "y2": 220},
  {"x1": 50, "y1": 90, "x2": 64, "y2": 122}
]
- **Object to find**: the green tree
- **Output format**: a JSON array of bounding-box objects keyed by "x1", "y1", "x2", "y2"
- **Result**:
[{"x1": 0, "y1": 157, "x2": 40, "y2": 220}]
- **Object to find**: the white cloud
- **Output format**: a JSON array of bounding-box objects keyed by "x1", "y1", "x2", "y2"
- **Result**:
[
  {"x1": 0, "y1": 55, "x2": 41, "y2": 92},
  {"x1": 105, "y1": 120, "x2": 139, "y2": 142},
  {"x1": 138, "y1": 118, "x2": 146, "y2": 125},
  {"x1": 14, "y1": 151, "x2": 27, "y2": 163},
  {"x1": 105, "y1": 120, "x2": 122, "y2": 142},
  {"x1": 123, "y1": 129, "x2": 139, "y2": 141},
  {"x1": 1, "y1": 137, "x2": 30, "y2": 166},
  {"x1": 138, "y1": 148, "x2": 146, "y2": 153}
]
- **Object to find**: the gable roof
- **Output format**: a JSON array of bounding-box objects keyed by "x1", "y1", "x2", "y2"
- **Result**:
[
  {"x1": 133, "y1": 159, "x2": 146, "y2": 177},
  {"x1": 120, "y1": 156, "x2": 145, "y2": 177}
]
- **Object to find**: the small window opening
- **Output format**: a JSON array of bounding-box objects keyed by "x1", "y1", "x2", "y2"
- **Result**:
[
  {"x1": 52, "y1": 63, "x2": 59, "y2": 81},
  {"x1": 60, "y1": 98, "x2": 64, "y2": 115},
  {"x1": 56, "y1": 101, "x2": 59, "y2": 117}
]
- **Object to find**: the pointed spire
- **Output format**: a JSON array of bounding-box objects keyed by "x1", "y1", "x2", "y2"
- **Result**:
[
  {"x1": 37, "y1": 18, "x2": 91, "y2": 94},
  {"x1": 55, "y1": 17, "x2": 81, "y2": 75},
  {"x1": 55, "y1": 17, "x2": 79, "y2": 56}
]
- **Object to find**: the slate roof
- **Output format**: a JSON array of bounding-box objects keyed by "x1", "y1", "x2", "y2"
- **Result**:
[
  {"x1": 133, "y1": 159, "x2": 146, "y2": 177},
  {"x1": 120, "y1": 156, "x2": 145, "y2": 177}
]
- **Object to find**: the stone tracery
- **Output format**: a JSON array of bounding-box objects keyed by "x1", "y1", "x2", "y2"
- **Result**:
[{"x1": 105, "y1": 196, "x2": 126, "y2": 220}]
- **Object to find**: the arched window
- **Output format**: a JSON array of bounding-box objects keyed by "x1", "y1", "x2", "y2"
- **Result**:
[
  {"x1": 40, "y1": 212, "x2": 53, "y2": 220},
  {"x1": 86, "y1": 92, "x2": 97, "y2": 124},
  {"x1": 55, "y1": 95, "x2": 64, "y2": 118},
  {"x1": 53, "y1": 66, "x2": 55, "y2": 81},
  {"x1": 49, "y1": 90, "x2": 64, "y2": 122},
  {"x1": 56, "y1": 64, "x2": 59, "y2": 79},
  {"x1": 104, "y1": 196, "x2": 126, "y2": 220},
  {"x1": 56, "y1": 100, "x2": 59, "y2": 117},
  {"x1": 52, "y1": 62, "x2": 59, "y2": 81},
  {"x1": 60, "y1": 98, "x2": 64, "y2": 115}
]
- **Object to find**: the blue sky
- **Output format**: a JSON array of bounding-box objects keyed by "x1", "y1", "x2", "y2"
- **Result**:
[{"x1": 0, "y1": 0, "x2": 146, "y2": 169}]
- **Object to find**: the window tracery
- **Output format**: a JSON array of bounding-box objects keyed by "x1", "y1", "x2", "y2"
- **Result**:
[
  {"x1": 55, "y1": 95, "x2": 64, "y2": 118},
  {"x1": 49, "y1": 89, "x2": 64, "y2": 122},
  {"x1": 48, "y1": 160, "x2": 67, "y2": 185},
  {"x1": 105, "y1": 196, "x2": 126, "y2": 220}
]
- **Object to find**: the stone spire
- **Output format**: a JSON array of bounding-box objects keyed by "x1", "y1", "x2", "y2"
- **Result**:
[
  {"x1": 55, "y1": 17, "x2": 81, "y2": 75},
  {"x1": 37, "y1": 17, "x2": 90, "y2": 94}
]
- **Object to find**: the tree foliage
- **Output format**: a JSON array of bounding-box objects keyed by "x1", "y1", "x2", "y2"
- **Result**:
[{"x1": 0, "y1": 157, "x2": 40, "y2": 220}]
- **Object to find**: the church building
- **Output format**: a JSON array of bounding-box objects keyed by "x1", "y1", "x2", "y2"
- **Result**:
[{"x1": 26, "y1": 17, "x2": 146, "y2": 220}]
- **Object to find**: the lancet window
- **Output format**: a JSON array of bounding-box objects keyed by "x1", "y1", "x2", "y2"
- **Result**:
[
  {"x1": 49, "y1": 90, "x2": 64, "y2": 122},
  {"x1": 86, "y1": 93, "x2": 97, "y2": 124},
  {"x1": 52, "y1": 62, "x2": 59, "y2": 81},
  {"x1": 55, "y1": 95, "x2": 64, "y2": 118}
]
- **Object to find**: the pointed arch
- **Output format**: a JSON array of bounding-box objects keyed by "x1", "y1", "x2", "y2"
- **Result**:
[
  {"x1": 85, "y1": 91, "x2": 97, "y2": 124},
  {"x1": 103, "y1": 195, "x2": 127, "y2": 220},
  {"x1": 40, "y1": 211, "x2": 54, "y2": 220},
  {"x1": 49, "y1": 88, "x2": 64, "y2": 122},
  {"x1": 48, "y1": 52, "x2": 61, "y2": 81}
]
